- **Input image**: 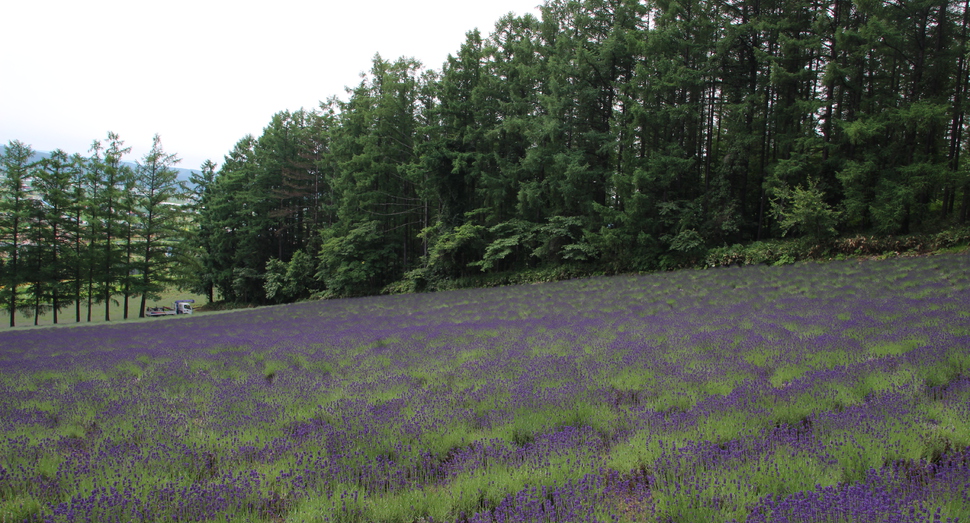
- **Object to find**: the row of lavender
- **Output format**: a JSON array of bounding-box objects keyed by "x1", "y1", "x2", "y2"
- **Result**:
[{"x1": 1, "y1": 254, "x2": 969, "y2": 521}]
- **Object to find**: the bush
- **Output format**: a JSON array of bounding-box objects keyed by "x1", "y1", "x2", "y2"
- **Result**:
[
  {"x1": 705, "y1": 226, "x2": 970, "y2": 269},
  {"x1": 705, "y1": 240, "x2": 810, "y2": 268}
]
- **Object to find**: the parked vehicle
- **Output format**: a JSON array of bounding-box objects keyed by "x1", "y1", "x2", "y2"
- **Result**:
[{"x1": 146, "y1": 300, "x2": 194, "y2": 317}]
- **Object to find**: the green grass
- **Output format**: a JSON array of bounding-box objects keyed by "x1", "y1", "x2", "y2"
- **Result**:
[{"x1": 0, "y1": 288, "x2": 211, "y2": 330}]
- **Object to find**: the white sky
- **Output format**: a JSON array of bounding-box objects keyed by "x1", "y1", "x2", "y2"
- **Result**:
[{"x1": 1, "y1": 0, "x2": 542, "y2": 171}]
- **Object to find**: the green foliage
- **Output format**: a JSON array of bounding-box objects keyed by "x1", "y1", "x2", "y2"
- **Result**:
[
  {"x1": 419, "y1": 219, "x2": 488, "y2": 280},
  {"x1": 186, "y1": 160, "x2": 219, "y2": 302},
  {"x1": 0, "y1": 134, "x2": 201, "y2": 326},
  {"x1": 192, "y1": 110, "x2": 331, "y2": 304},
  {"x1": 473, "y1": 217, "x2": 599, "y2": 273},
  {"x1": 263, "y1": 258, "x2": 288, "y2": 303},
  {"x1": 285, "y1": 250, "x2": 316, "y2": 299},
  {"x1": 534, "y1": 216, "x2": 598, "y2": 262},
  {"x1": 134, "y1": 134, "x2": 190, "y2": 317},
  {"x1": 265, "y1": 250, "x2": 317, "y2": 303},
  {"x1": 705, "y1": 226, "x2": 970, "y2": 270},
  {"x1": 472, "y1": 219, "x2": 539, "y2": 272},
  {"x1": 705, "y1": 240, "x2": 810, "y2": 268},
  {"x1": 316, "y1": 221, "x2": 396, "y2": 297},
  {"x1": 9, "y1": 0, "x2": 966, "y2": 310},
  {"x1": 588, "y1": 203, "x2": 662, "y2": 273},
  {"x1": 0, "y1": 140, "x2": 34, "y2": 327},
  {"x1": 770, "y1": 180, "x2": 841, "y2": 240},
  {"x1": 660, "y1": 229, "x2": 707, "y2": 270}
]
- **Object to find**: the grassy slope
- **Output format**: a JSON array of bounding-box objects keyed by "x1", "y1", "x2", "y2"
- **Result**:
[
  {"x1": 390, "y1": 228, "x2": 970, "y2": 297},
  {"x1": 0, "y1": 289, "x2": 209, "y2": 330}
]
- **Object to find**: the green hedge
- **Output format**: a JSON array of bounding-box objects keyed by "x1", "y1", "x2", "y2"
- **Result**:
[{"x1": 705, "y1": 227, "x2": 970, "y2": 268}]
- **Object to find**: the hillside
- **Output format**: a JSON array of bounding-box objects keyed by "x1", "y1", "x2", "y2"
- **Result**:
[{"x1": 1, "y1": 253, "x2": 968, "y2": 521}]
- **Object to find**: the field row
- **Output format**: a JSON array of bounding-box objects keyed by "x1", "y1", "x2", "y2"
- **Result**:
[{"x1": 1, "y1": 254, "x2": 969, "y2": 521}]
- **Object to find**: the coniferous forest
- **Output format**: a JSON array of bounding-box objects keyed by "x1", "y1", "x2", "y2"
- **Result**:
[
  {"x1": 4, "y1": 0, "x2": 970, "y2": 315},
  {"x1": 0, "y1": 135, "x2": 191, "y2": 327}
]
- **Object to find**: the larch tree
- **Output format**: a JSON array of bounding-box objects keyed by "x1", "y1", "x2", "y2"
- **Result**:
[
  {"x1": 188, "y1": 159, "x2": 218, "y2": 303},
  {"x1": 66, "y1": 153, "x2": 88, "y2": 322},
  {"x1": 136, "y1": 134, "x2": 186, "y2": 317},
  {"x1": 99, "y1": 132, "x2": 131, "y2": 321},
  {"x1": 0, "y1": 140, "x2": 35, "y2": 327},
  {"x1": 32, "y1": 149, "x2": 75, "y2": 324}
]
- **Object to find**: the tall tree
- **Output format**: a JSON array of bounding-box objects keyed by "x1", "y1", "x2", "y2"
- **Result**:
[
  {"x1": 0, "y1": 140, "x2": 35, "y2": 327},
  {"x1": 192, "y1": 0, "x2": 970, "y2": 298},
  {"x1": 22, "y1": 182, "x2": 48, "y2": 325},
  {"x1": 188, "y1": 159, "x2": 218, "y2": 303},
  {"x1": 99, "y1": 132, "x2": 131, "y2": 321},
  {"x1": 136, "y1": 134, "x2": 187, "y2": 317},
  {"x1": 317, "y1": 55, "x2": 428, "y2": 296},
  {"x1": 118, "y1": 160, "x2": 141, "y2": 319},
  {"x1": 83, "y1": 141, "x2": 107, "y2": 322},
  {"x1": 205, "y1": 135, "x2": 258, "y2": 301},
  {"x1": 32, "y1": 149, "x2": 75, "y2": 324},
  {"x1": 66, "y1": 153, "x2": 88, "y2": 322}
]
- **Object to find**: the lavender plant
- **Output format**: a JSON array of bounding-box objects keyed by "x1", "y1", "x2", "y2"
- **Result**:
[{"x1": 1, "y1": 253, "x2": 968, "y2": 522}]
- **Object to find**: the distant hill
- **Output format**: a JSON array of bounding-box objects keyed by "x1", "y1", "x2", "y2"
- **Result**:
[{"x1": 0, "y1": 145, "x2": 198, "y2": 183}]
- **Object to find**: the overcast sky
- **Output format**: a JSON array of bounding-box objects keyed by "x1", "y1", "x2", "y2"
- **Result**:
[{"x1": 1, "y1": 0, "x2": 542, "y2": 171}]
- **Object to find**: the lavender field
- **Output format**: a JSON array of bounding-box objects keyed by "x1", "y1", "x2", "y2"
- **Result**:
[{"x1": 2, "y1": 254, "x2": 970, "y2": 522}]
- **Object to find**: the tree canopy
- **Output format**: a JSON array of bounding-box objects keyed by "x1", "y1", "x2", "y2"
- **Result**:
[
  {"x1": 5, "y1": 0, "x2": 970, "y2": 313},
  {"x1": 194, "y1": 0, "x2": 970, "y2": 301},
  {"x1": 0, "y1": 134, "x2": 190, "y2": 326}
]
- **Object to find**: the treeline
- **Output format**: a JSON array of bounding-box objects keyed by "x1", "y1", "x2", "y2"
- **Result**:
[
  {"x1": 195, "y1": 0, "x2": 970, "y2": 302},
  {"x1": 0, "y1": 135, "x2": 191, "y2": 326}
]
